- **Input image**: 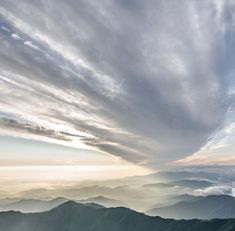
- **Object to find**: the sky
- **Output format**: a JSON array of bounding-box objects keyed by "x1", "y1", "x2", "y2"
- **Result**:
[{"x1": 0, "y1": 0, "x2": 235, "y2": 182}]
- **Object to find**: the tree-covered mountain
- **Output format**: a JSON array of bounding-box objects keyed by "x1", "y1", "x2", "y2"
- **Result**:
[
  {"x1": 147, "y1": 195, "x2": 235, "y2": 219},
  {"x1": 77, "y1": 196, "x2": 126, "y2": 208},
  {"x1": 1, "y1": 201, "x2": 235, "y2": 231}
]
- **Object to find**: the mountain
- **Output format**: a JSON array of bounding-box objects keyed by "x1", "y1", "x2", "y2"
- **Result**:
[
  {"x1": 169, "y1": 194, "x2": 204, "y2": 202},
  {"x1": 168, "y1": 179, "x2": 214, "y2": 188},
  {"x1": 20, "y1": 185, "x2": 136, "y2": 201},
  {"x1": 143, "y1": 179, "x2": 213, "y2": 189},
  {"x1": 78, "y1": 196, "x2": 126, "y2": 207},
  {"x1": 14, "y1": 168, "x2": 235, "y2": 212},
  {"x1": 83, "y1": 202, "x2": 105, "y2": 209},
  {"x1": 0, "y1": 197, "x2": 68, "y2": 213},
  {"x1": 142, "y1": 182, "x2": 173, "y2": 189},
  {"x1": 147, "y1": 195, "x2": 235, "y2": 219},
  {"x1": 0, "y1": 198, "x2": 20, "y2": 206},
  {"x1": 149, "y1": 194, "x2": 203, "y2": 209},
  {"x1": 144, "y1": 169, "x2": 235, "y2": 185},
  {"x1": 0, "y1": 201, "x2": 235, "y2": 231}
]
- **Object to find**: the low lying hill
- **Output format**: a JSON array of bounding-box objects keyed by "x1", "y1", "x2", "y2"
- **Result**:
[
  {"x1": 0, "y1": 197, "x2": 68, "y2": 213},
  {"x1": 143, "y1": 179, "x2": 214, "y2": 189},
  {"x1": 168, "y1": 179, "x2": 214, "y2": 188},
  {"x1": 0, "y1": 201, "x2": 235, "y2": 231},
  {"x1": 149, "y1": 194, "x2": 204, "y2": 209},
  {"x1": 147, "y1": 195, "x2": 235, "y2": 219}
]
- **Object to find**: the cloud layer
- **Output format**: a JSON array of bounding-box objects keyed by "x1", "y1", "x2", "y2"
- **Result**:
[{"x1": 0, "y1": 0, "x2": 234, "y2": 167}]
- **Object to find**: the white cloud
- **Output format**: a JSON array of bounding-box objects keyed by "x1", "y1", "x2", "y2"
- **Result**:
[
  {"x1": 24, "y1": 40, "x2": 40, "y2": 50},
  {"x1": 10, "y1": 33, "x2": 22, "y2": 40},
  {"x1": 195, "y1": 185, "x2": 232, "y2": 196},
  {"x1": 1, "y1": 26, "x2": 10, "y2": 32}
]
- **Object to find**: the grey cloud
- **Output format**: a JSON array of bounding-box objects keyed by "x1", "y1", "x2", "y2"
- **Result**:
[
  {"x1": 0, "y1": 0, "x2": 234, "y2": 167},
  {"x1": 0, "y1": 116, "x2": 75, "y2": 141}
]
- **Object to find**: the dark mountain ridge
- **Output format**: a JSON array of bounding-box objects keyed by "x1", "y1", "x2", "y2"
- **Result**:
[{"x1": 1, "y1": 201, "x2": 235, "y2": 231}]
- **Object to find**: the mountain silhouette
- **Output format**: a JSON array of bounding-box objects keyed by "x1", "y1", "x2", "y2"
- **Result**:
[
  {"x1": 77, "y1": 196, "x2": 126, "y2": 207},
  {"x1": 0, "y1": 200, "x2": 235, "y2": 231},
  {"x1": 147, "y1": 195, "x2": 235, "y2": 219}
]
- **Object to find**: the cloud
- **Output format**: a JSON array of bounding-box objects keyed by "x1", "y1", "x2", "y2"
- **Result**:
[
  {"x1": 175, "y1": 110, "x2": 235, "y2": 165},
  {"x1": 24, "y1": 40, "x2": 40, "y2": 50},
  {"x1": 10, "y1": 33, "x2": 22, "y2": 40},
  {"x1": 0, "y1": 0, "x2": 234, "y2": 167},
  {"x1": 195, "y1": 185, "x2": 232, "y2": 196},
  {"x1": 0, "y1": 116, "x2": 72, "y2": 141},
  {"x1": 1, "y1": 25, "x2": 10, "y2": 32}
]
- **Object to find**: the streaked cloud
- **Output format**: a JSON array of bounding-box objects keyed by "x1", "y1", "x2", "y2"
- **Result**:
[{"x1": 0, "y1": 0, "x2": 235, "y2": 167}]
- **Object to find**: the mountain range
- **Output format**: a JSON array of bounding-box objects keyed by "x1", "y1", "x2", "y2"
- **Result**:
[
  {"x1": 0, "y1": 197, "x2": 68, "y2": 213},
  {"x1": 0, "y1": 201, "x2": 235, "y2": 231},
  {"x1": 147, "y1": 195, "x2": 235, "y2": 219},
  {"x1": 77, "y1": 196, "x2": 126, "y2": 208},
  {"x1": 0, "y1": 196, "x2": 125, "y2": 213}
]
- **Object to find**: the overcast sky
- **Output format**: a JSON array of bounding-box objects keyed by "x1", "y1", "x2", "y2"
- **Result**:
[{"x1": 0, "y1": 0, "x2": 235, "y2": 181}]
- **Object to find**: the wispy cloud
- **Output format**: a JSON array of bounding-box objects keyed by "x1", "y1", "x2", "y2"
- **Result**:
[{"x1": 0, "y1": 0, "x2": 235, "y2": 167}]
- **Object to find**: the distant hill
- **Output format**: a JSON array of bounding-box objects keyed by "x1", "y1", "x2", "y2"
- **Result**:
[
  {"x1": 0, "y1": 201, "x2": 235, "y2": 231},
  {"x1": 147, "y1": 195, "x2": 235, "y2": 219},
  {"x1": 148, "y1": 171, "x2": 221, "y2": 182},
  {"x1": 143, "y1": 179, "x2": 213, "y2": 189},
  {"x1": 83, "y1": 202, "x2": 105, "y2": 209},
  {"x1": 0, "y1": 198, "x2": 20, "y2": 207},
  {"x1": 0, "y1": 197, "x2": 68, "y2": 213},
  {"x1": 78, "y1": 196, "x2": 126, "y2": 208},
  {"x1": 171, "y1": 193, "x2": 202, "y2": 200},
  {"x1": 168, "y1": 179, "x2": 214, "y2": 188},
  {"x1": 142, "y1": 182, "x2": 173, "y2": 189},
  {"x1": 149, "y1": 194, "x2": 203, "y2": 209},
  {"x1": 168, "y1": 194, "x2": 204, "y2": 203}
]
